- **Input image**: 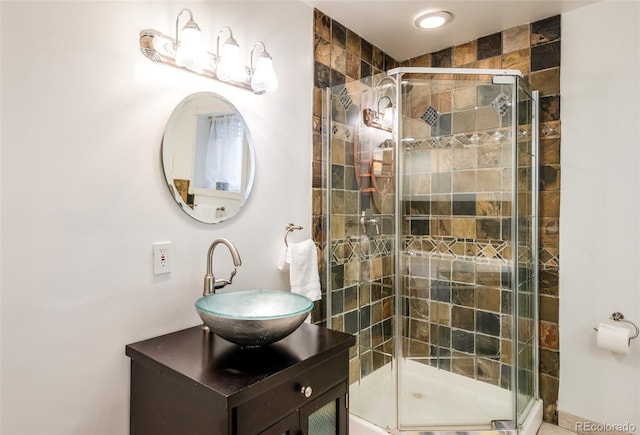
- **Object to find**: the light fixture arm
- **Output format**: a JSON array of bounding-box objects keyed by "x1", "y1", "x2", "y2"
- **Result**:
[
  {"x1": 374, "y1": 76, "x2": 396, "y2": 108},
  {"x1": 215, "y1": 26, "x2": 247, "y2": 83},
  {"x1": 174, "y1": 8, "x2": 198, "y2": 51},
  {"x1": 375, "y1": 76, "x2": 396, "y2": 89},
  {"x1": 216, "y1": 26, "x2": 236, "y2": 59},
  {"x1": 250, "y1": 41, "x2": 271, "y2": 71},
  {"x1": 249, "y1": 41, "x2": 278, "y2": 93}
]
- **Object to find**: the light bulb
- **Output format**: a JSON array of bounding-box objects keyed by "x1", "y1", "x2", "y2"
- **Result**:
[
  {"x1": 175, "y1": 26, "x2": 209, "y2": 72},
  {"x1": 414, "y1": 11, "x2": 453, "y2": 29},
  {"x1": 251, "y1": 55, "x2": 278, "y2": 93},
  {"x1": 418, "y1": 16, "x2": 445, "y2": 28},
  {"x1": 216, "y1": 39, "x2": 246, "y2": 82}
]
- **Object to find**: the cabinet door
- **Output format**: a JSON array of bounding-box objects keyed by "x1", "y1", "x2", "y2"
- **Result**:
[
  {"x1": 299, "y1": 383, "x2": 348, "y2": 435},
  {"x1": 235, "y1": 354, "x2": 347, "y2": 435},
  {"x1": 259, "y1": 412, "x2": 300, "y2": 435}
]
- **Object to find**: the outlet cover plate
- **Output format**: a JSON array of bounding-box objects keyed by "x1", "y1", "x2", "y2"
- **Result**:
[{"x1": 153, "y1": 242, "x2": 171, "y2": 275}]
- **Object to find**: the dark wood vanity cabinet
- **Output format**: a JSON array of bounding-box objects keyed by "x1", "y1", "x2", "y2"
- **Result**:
[{"x1": 125, "y1": 324, "x2": 355, "y2": 435}]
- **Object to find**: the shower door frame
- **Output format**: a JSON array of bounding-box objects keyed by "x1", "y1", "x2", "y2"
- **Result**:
[
  {"x1": 387, "y1": 67, "x2": 539, "y2": 431},
  {"x1": 514, "y1": 84, "x2": 540, "y2": 427}
]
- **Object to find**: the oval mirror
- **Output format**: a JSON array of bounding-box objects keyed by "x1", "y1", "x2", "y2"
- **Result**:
[{"x1": 162, "y1": 92, "x2": 255, "y2": 224}]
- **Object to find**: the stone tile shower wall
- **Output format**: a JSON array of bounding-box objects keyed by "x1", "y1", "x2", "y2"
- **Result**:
[
  {"x1": 400, "y1": 102, "x2": 516, "y2": 391},
  {"x1": 312, "y1": 10, "x2": 561, "y2": 424},
  {"x1": 312, "y1": 9, "x2": 399, "y2": 383}
]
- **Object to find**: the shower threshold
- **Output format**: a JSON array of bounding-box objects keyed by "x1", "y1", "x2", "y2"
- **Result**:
[{"x1": 349, "y1": 399, "x2": 543, "y2": 435}]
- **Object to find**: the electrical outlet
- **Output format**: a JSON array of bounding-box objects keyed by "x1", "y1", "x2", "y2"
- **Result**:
[{"x1": 153, "y1": 242, "x2": 171, "y2": 275}]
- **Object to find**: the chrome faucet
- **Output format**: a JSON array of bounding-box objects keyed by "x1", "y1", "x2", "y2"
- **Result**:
[{"x1": 203, "y1": 238, "x2": 242, "y2": 296}]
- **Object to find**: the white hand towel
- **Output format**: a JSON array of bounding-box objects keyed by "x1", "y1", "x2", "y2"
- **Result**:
[{"x1": 284, "y1": 239, "x2": 321, "y2": 302}]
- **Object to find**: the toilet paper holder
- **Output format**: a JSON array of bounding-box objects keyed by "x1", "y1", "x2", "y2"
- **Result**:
[{"x1": 593, "y1": 312, "x2": 639, "y2": 341}]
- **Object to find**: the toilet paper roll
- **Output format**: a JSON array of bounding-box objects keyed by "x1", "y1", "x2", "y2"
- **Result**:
[{"x1": 597, "y1": 323, "x2": 631, "y2": 354}]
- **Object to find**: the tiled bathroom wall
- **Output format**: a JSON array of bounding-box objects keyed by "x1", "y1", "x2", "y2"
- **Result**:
[
  {"x1": 312, "y1": 9, "x2": 561, "y2": 424},
  {"x1": 311, "y1": 8, "x2": 399, "y2": 381}
]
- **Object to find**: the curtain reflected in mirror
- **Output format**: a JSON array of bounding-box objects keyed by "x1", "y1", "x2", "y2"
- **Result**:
[
  {"x1": 162, "y1": 92, "x2": 255, "y2": 224},
  {"x1": 194, "y1": 114, "x2": 244, "y2": 193}
]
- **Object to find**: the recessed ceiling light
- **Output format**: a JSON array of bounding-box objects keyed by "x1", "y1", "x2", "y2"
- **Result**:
[{"x1": 414, "y1": 11, "x2": 453, "y2": 29}]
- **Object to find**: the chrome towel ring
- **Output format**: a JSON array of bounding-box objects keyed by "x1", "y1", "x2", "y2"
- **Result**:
[{"x1": 284, "y1": 223, "x2": 303, "y2": 247}]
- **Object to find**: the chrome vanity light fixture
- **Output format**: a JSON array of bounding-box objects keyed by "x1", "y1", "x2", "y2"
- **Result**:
[
  {"x1": 139, "y1": 11, "x2": 278, "y2": 94},
  {"x1": 250, "y1": 42, "x2": 278, "y2": 93}
]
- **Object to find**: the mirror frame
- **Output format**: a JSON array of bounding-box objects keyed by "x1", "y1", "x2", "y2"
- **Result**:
[{"x1": 161, "y1": 92, "x2": 256, "y2": 224}]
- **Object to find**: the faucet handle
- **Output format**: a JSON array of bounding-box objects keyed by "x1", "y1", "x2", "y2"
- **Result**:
[
  {"x1": 228, "y1": 267, "x2": 238, "y2": 283},
  {"x1": 211, "y1": 267, "x2": 239, "y2": 291}
]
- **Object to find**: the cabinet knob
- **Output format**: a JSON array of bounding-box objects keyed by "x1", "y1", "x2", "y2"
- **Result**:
[{"x1": 300, "y1": 386, "x2": 313, "y2": 398}]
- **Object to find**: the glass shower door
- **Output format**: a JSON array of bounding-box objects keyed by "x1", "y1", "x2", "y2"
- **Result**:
[
  {"x1": 325, "y1": 79, "x2": 398, "y2": 430},
  {"x1": 396, "y1": 73, "x2": 518, "y2": 429}
]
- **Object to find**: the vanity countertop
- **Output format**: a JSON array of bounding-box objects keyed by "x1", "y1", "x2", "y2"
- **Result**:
[{"x1": 125, "y1": 323, "x2": 356, "y2": 410}]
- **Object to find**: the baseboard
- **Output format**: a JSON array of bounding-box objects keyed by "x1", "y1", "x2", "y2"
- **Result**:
[{"x1": 558, "y1": 410, "x2": 636, "y2": 435}]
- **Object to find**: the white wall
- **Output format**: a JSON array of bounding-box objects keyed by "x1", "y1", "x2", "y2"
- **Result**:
[
  {"x1": 560, "y1": 0, "x2": 640, "y2": 428},
  {"x1": 0, "y1": 2, "x2": 313, "y2": 434}
]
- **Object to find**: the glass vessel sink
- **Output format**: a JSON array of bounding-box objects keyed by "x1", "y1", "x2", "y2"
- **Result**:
[{"x1": 194, "y1": 289, "x2": 314, "y2": 347}]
